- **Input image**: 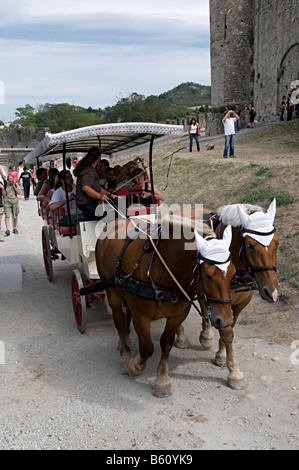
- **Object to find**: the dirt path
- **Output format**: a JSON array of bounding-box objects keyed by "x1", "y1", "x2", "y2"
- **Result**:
[{"x1": 0, "y1": 196, "x2": 298, "y2": 451}]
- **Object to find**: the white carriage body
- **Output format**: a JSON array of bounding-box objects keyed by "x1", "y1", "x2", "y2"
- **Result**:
[{"x1": 26, "y1": 123, "x2": 184, "y2": 331}]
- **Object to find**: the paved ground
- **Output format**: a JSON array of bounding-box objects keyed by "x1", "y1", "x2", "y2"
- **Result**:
[{"x1": 0, "y1": 188, "x2": 298, "y2": 451}]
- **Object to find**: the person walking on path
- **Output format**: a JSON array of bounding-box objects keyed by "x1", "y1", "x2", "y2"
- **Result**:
[
  {"x1": 4, "y1": 174, "x2": 21, "y2": 235},
  {"x1": 8, "y1": 166, "x2": 18, "y2": 183},
  {"x1": 19, "y1": 167, "x2": 32, "y2": 200},
  {"x1": 0, "y1": 167, "x2": 6, "y2": 184},
  {"x1": 0, "y1": 179, "x2": 7, "y2": 242},
  {"x1": 222, "y1": 109, "x2": 239, "y2": 158},
  {"x1": 188, "y1": 118, "x2": 200, "y2": 152},
  {"x1": 17, "y1": 161, "x2": 24, "y2": 196}
]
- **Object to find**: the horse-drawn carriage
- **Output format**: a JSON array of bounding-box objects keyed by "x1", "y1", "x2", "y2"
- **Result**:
[
  {"x1": 24, "y1": 122, "x2": 184, "y2": 333},
  {"x1": 24, "y1": 122, "x2": 280, "y2": 397}
]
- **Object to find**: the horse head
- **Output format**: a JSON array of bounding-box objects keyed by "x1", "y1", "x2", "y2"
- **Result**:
[
  {"x1": 194, "y1": 226, "x2": 235, "y2": 329},
  {"x1": 237, "y1": 199, "x2": 279, "y2": 303}
]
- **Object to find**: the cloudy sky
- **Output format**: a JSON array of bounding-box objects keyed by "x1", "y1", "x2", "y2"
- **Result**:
[{"x1": 0, "y1": 0, "x2": 210, "y2": 122}]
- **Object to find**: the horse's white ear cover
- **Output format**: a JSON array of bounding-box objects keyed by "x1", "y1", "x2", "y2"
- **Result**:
[
  {"x1": 194, "y1": 226, "x2": 232, "y2": 273},
  {"x1": 222, "y1": 225, "x2": 232, "y2": 247},
  {"x1": 267, "y1": 198, "x2": 276, "y2": 225},
  {"x1": 237, "y1": 199, "x2": 276, "y2": 246},
  {"x1": 194, "y1": 230, "x2": 208, "y2": 254},
  {"x1": 237, "y1": 204, "x2": 249, "y2": 229}
]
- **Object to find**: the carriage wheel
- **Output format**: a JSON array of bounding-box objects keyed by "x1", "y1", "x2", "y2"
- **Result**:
[
  {"x1": 42, "y1": 226, "x2": 53, "y2": 281},
  {"x1": 71, "y1": 269, "x2": 87, "y2": 334}
]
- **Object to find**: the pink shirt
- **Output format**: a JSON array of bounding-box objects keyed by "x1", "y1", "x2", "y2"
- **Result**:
[{"x1": 9, "y1": 171, "x2": 18, "y2": 182}]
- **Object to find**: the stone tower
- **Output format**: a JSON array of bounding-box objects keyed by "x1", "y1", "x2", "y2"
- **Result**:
[
  {"x1": 209, "y1": 0, "x2": 254, "y2": 109},
  {"x1": 210, "y1": 0, "x2": 299, "y2": 121},
  {"x1": 253, "y1": 0, "x2": 299, "y2": 120}
]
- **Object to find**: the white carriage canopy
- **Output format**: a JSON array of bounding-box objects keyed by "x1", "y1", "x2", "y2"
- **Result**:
[{"x1": 24, "y1": 122, "x2": 184, "y2": 164}]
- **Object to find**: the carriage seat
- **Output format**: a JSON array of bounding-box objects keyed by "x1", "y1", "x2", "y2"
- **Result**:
[
  {"x1": 53, "y1": 208, "x2": 78, "y2": 236},
  {"x1": 40, "y1": 207, "x2": 54, "y2": 226},
  {"x1": 110, "y1": 186, "x2": 159, "y2": 218}
]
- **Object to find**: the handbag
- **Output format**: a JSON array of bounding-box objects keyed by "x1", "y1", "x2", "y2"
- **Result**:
[{"x1": 196, "y1": 125, "x2": 200, "y2": 137}]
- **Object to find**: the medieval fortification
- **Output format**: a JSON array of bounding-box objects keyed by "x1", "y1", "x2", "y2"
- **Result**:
[{"x1": 210, "y1": 0, "x2": 299, "y2": 121}]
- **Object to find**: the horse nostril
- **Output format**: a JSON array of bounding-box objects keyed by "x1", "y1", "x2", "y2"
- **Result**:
[
  {"x1": 263, "y1": 287, "x2": 277, "y2": 303},
  {"x1": 212, "y1": 316, "x2": 233, "y2": 329},
  {"x1": 213, "y1": 317, "x2": 224, "y2": 329}
]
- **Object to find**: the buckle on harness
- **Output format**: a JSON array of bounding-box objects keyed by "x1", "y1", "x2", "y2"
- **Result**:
[{"x1": 155, "y1": 290, "x2": 163, "y2": 301}]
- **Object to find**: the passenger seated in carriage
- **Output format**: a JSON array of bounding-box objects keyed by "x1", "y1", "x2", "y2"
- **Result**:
[
  {"x1": 34, "y1": 167, "x2": 48, "y2": 196},
  {"x1": 36, "y1": 168, "x2": 59, "y2": 202},
  {"x1": 73, "y1": 147, "x2": 117, "y2": 217},
  {"x1": 96, "y1": 158, "x2": 110, "y2": 187},
  {"x1": 116, "y1": 157, "x2": 150, "y2": 189},
  {"x1": 131, "y1": 168, "x2": 165, "y2": 207},
  {"x1": 47, "y1": 170, "x2": 82, "y2": 225},
  {"x1": 102, "y1": 167, "x2": 117, "y2": 190}
]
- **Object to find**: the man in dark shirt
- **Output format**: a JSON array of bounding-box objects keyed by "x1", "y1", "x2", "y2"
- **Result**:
[{"x1": 20, "y1": 167, "x2": 32, "y2": 200}]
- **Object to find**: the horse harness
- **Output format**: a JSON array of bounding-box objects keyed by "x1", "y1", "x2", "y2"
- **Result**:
[
  {"x1": 201, "y1": 212, "x2": 277, "y2": 294},
  {"x1": 79, "y1": 223, "x2": 232, "y2": 322}
]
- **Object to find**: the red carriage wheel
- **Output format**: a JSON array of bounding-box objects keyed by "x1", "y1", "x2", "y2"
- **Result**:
[
  {"x1": 72, "y1": 269, "x2": 87, "y2": 333},
  {"x1": 42, "y1": 226, "x2": 53, "y2": 281}
]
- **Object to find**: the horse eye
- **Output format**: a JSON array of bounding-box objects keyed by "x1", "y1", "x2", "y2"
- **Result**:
[
  {"x1": 247, "y1": 243, "x2": 254, "y2": 251},
  {"x1": 205, "y1": 273, "x2": 212, "y2": 281}
]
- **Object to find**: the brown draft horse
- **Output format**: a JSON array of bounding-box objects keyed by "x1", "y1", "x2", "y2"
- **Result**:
[
  {"x1": 95, "y1": 216, "x2": 235, "y2": 397},
  {"x1": 176, "y1": 199, "x2": 279, "y2": 389}
]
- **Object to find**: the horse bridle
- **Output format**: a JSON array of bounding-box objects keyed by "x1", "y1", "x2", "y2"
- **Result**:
[
  {"x1": 188, "y1": 247, "x2": 232, "y2": 322},
  {"x1": 240, "y1": 227, "x2": 277, "y2": 276}
]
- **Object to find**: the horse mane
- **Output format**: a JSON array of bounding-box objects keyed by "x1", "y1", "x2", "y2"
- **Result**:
[
  {"x1": 161, "y1": 213, "x2": 215, "y2": 237},
  {"x1": 216, "y1": 203, "x2": 264, "y2": 227}
]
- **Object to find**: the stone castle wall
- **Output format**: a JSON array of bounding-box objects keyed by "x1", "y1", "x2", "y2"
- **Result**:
[
  {"x1": 253, "y1": 0, "x2": 299, "y2": 120},
  {"x1": 0, "y1": 127, "x2": 49, "y2": 165},
  {"x1": 209, "y1": 0, "x2": 299, "y2": 126},
  {"x1": 210, "y1": 0, "x2": 254, "y2": 109}
]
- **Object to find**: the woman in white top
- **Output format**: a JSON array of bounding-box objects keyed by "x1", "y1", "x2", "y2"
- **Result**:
[{"x1": 188, "y1": 118, "x2": 200, "y2": 152}]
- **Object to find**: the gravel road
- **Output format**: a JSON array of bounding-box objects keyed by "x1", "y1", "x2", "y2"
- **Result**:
[{"x1": 0, "y1": 196, "x2": 298, "y2": 450}]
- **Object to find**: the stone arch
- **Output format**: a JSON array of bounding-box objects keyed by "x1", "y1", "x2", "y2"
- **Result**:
[{"x1": 277, "y1": 43, "x2": 299, "y2": 110}]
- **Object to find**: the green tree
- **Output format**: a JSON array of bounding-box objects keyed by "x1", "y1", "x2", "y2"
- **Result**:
[
  {"x1": 104, "y1": 93, "x2": 168, "y2": 123},
  {"x1": 14, "y1": 104, "x2": 36, "y2": 127},
  {"x1": 34, "y1": 103, "x2": 101, "y2": 133}
]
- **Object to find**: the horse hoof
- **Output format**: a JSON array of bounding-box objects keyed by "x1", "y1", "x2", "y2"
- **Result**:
[
  {"x1": 214, "y1": 355, "x2": 226, "y2": 367},
  {"x1": 153, "y1": 378, "x2": 172, "y2": 398},
  {"x1": 127, "y1": 357, "x2": 143, "y2": 376},
  {"x1": 174, "y1": 337, "x2": 191, "y2": 349},
  {"x1": 200, "y1": 335, "x2": 214, "y2": 349},
  {"x1": 227, "y1": 371, "x2": 245, "y2": 390}
]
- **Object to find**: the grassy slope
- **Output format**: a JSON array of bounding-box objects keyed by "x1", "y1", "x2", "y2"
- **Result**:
[{"x1": 132, "y1": 119, "x2": 299, "y2": 296}]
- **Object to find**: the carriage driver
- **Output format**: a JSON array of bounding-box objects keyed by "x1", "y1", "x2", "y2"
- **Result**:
[{"x1": 73, "y1": 147, "x2": 117, "y2": 217}]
